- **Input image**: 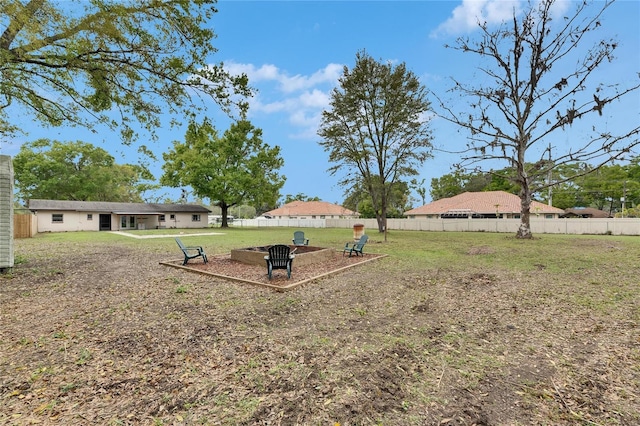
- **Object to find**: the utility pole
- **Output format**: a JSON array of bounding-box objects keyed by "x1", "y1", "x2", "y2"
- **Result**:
[
  {"x1": 622, "y1": 180, "x2": 627, "y2": 218},
  {"x1": 547, "y1": 143, "x2": 553, "y2": 206}
]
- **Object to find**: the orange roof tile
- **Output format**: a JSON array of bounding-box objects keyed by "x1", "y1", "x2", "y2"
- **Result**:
[
  {"x1": 404, "y1": 191, "x2": 564, "y2": 215},
  {"x1": 266, "y1": 201, "x2": 358, "y2": 217}
]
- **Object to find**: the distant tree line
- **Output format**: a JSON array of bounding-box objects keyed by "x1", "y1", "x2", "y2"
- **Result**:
[{"x1": 431, "y1": 156, "x2": 640, "y2": 215}]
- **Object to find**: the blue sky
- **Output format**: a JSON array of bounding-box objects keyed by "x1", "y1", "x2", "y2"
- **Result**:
[{"x1": 3, "y1": 0, "x2": 639, "y2": 206}]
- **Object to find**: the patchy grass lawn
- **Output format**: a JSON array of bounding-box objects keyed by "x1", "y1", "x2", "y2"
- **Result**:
[{"x1": 1, "y1": 228, "x2": 639, "y2": 425}]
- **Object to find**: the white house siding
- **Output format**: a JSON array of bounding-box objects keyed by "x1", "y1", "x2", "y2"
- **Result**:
[
  {"x1": 162, "y1": 212, "x2": 207, "y2": 229},
  {"x1": 36, "y1": 211, "x2": 208, "y2": 232},
  {"x1": 36, "y1": 211, "x2": 99, "y2": 233}
]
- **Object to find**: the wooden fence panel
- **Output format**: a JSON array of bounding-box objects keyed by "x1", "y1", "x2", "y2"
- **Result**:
[{"x1": 14, "y1": 214, "x2": 35, "y2": 239}]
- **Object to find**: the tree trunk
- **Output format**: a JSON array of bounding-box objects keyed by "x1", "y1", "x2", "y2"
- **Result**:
[
  {"x1": 375, "y1": 212, "x2": 388, "y2": 241},
  {"x1": 375, "y1": 213, "x2": 385, "y2": 233},
  {"x1": 516, "y1": 189, "x2": 533, "y2": 239},
  {"x1": 220, "y1": 203, "x2": 229, "y2": 228}
]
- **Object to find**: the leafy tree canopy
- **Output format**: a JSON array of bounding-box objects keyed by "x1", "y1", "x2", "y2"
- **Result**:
[
  {"x1": 1, "y1": 0, "x2": 250, "y2": 149},
  {"x1": 12, "y1": 139, "x2": 155, "y2": 204},
  {"x1": 161, "y1": 118, "x2": 285, "y2": 227},
  {"x1": 318, "y1": 50, "x2": 433, "y2": 235},
  {"x1": 431, "y1": 156, "x2": 640, "y2": 212},
  {"x1": 283, "y1": 193, "x2": 321, "y2": 204},
  {"x1": 343, "y1": 179, "x2": 412, "y2": 219}
]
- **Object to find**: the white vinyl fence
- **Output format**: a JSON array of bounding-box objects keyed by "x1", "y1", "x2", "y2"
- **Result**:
[{"x1": 234, "y1": 217, "x2": 640, "y2": 236}]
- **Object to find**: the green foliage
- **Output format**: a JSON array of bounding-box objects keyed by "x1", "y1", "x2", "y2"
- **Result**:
[
  {"x1": 430, "y1": 156, "x2": 640, "y2": 214},
  {"x1": 283, "y1": 193, "x2": 321, "y2": 204},
  {"x1": 430, "y1": 171, "x2": 469, "y2": 201},
  {"x1": 161, "y1": 119, "x2": 285, "y2": 227},
  {"x1": 231, "y1": 204, "x2": 257, "y2": 219},
  {"x1": 12, "y1": 139, "x2": 155, "y2": 204},
  {"x1": 430, "y1": 169, "x2": 520, "y2": 201},
  {"x1": 318, "y1": 50, "x2": 432, "y2": 233},
  {"x1": 343, "y1": 179, "x2": 412, "y2": 218},
  {"x1": 0, "y1": 0, "x2": 250, "y2": 145}
]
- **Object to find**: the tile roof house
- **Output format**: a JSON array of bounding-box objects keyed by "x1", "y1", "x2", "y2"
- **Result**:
[
  {"x1": 404, "y1": 191, "x2": 565, "y2": 219},
  {"x1": 263, "y1": 201, "x2": 359, "y2": 220},
  {"x1": 28, "y1": 199, "x2": 211, "y2": 233},
  {"x1": 561, "y1": 207, "x2": 612, "y2": 218}
]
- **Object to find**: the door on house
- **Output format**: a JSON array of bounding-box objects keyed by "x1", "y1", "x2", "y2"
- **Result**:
[
  {"x1": 99, "y1": 214, "x2": 111, "y2": 231},
  {"x1": 120, "y1": 215, "x2": 136, "y2": 230}
]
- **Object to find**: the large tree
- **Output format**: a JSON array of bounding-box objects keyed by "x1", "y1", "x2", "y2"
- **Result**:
[
  {"x1": 161, "y1": 118, "x2": 285, "y2": 227},
  {"x1": 343, "y1": 179, "x2": 412, "y2": 219},
  {"x1": 0, "y1": 0, "x2": 250, "y2": 148},
  {"x1": 12, "y1": 139, "x2": 155, "y2": 203},
  {"x1": 318, "y1": 50, "x2": 433, "y2": 235},
  {"x1": 433, "y1": 0, "x2": 640, "y2": 238}
]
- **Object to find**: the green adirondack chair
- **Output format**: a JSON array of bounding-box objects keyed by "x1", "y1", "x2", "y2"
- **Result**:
[
  {"x1": 264, "y1": 244, "x2": 295, "y2": 279},
  {"x1": 292, "y1": 230, "x2": 309, "y2": 246},
  {"x1": 343, "y1": 234, "x2": 368, "y2": 257},
  {"x1": 175, "y1": 237, "x2": 208, "y2": 265}
]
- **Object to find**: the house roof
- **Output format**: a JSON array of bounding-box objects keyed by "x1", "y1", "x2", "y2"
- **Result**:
[
  {"x1": 404, "y1": 191, "x2": 565, "y2": 216},
  {"x1": 28, "y1": 199, "x2": 211, "y2": 214},
  {"x1": 265, "y1": 200, "x2": 358, "y2": 217},
  {"x1": 561, "y1": 207, "x2": 611, "y2": 218}
]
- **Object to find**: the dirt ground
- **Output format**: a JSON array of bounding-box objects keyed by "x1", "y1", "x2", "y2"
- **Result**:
[
  {"x1": 168, "y1": 249, "x2": 385, "y2": 290},
  {"x1": 1, "y1": 238, "x2": 638, "y2": 425}
]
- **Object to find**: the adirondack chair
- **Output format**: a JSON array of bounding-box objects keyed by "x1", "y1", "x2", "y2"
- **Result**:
[
  {"x1": 264, "y1": 244, "x2": 295, "y2": 279},
  {"x1": 292, "y1": 230, "x2": 309, "y2": 246},
  {"x1": 175, "y1": 237, "x2": 208, "y2": 265},
  {"x1": 343, "y1": 234, "x2": 369, "y2": 257}
]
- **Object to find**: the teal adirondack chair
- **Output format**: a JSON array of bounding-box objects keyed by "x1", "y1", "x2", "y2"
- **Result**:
[
  {"x1": 175, "y1": 237, "x2": 208, "y2": 265},
  {"x1": 292, "y1": 230, "x2": 309, "y2": 246},
  {"x1": 343, "y1": 234, "x2": 368, "y2": 257},
  {"x1": 264, "y1": 244, "x2": 295, "y2": 279}
]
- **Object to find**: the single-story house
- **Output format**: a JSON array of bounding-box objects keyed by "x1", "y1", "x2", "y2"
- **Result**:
[
  {"x1": 561, "y1": 207, "x2": 612, "y2": 218},
  {"x1": 263, "y1": 200, "x2": 359, "y2": 220},
  {"x1": 404, "y1": 191, "x2": 565, "y2": 219},
  {"x1": 28, "y1": 199, "x2": 211, "y2": 233}
]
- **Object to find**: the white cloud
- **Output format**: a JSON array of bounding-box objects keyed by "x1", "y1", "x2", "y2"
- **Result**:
[
  {"x1": 222, "y1": 62, "x2": 341, "y2": 139},
  {"x1": 432, "y1": 0, "x2": 573, "y2": 38},
  {"x1": 432, "y1": 0, "x2": 521, "y2": 37},
  {"x1": 225, "y1": 61, "x2": 342, "y2": 94}
]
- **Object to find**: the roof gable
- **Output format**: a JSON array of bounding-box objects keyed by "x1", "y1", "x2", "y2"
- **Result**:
[
  {"x1": 266, "y1": 200, "x2": 357, "y2": 216},
  {"x1": 405, "y1": 191, "x2": 564, "y2": 215},
  {"x1": 28, "y1": 199, "x2": 211, "y2": 214},
  {"x1": 562, "y1": 207, "x2": 611, "y2": 218}
]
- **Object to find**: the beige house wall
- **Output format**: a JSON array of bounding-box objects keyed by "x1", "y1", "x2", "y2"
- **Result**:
[
  {"x1": 36, "y1": 211, "x2": 101, "y2": 233},
  {"x1": 35, "y1": 211, "x2": 208, "y2": 233},
  {"x1": 160, "y1": 212, "x2": 207, "y2": 229}
]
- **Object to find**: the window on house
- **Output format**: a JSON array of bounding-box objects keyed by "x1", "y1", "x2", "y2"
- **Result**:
[
  {"x1": 159, "y1": 215, "x2": 165, "y2": 221},
  {"x1": 87, "y1": 214, "x2": 93, "y2": 220},
  {"x1": 545, "y1": 214, "x2": 554, "y2": 219},
  {"x1": 170, "y1": 214, "x2": 175, "y2": 220},
  {"x1": 52, "y1": 214, "x2": 63, "y2": 223},
  {"x1": 192, "y1": 214, "x2": 201, "y2": 222}
]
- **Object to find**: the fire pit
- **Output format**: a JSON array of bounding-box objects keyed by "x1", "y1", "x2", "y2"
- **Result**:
[{"x1": 230, "y1": 245, "x2": 334, "y2": 267}]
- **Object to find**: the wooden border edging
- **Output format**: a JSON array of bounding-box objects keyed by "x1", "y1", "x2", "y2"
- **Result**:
[{"x1": 159, "y1": 252, "x2": 388, "y2": 292}]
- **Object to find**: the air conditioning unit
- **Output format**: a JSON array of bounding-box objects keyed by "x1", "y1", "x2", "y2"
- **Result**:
[{"x1": 0, "y1": 155, "x2": 14, "y2": 272}]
